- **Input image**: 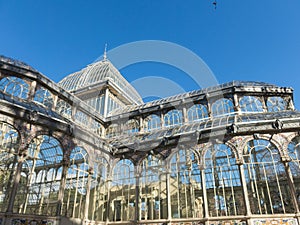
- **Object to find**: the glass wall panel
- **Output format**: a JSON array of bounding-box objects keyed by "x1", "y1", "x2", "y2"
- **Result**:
[
  {"x1": 89, "y1": 156, "x2": 108, "y2": 221},
  {"x1": 55, "y1": 99, "x2": 72, "y2": 119},
  {"x1": 204, "y1": 144, "x2": 245, "y2": 217},
  {"x1": 34, "y1": 87, "x2": 54, "y2": 109},
  {"x1": 243, "y1": 139, "x2": 293, "y2": 214},
  {"x1": 187, "y1": 104, "x2": 208, "y2": 122},
  {"x1": 124, "y1": 119, "x2": 139, "y2": 134},
  {"x1": 144, "y1": 114, "x2": 161, "y2": 131},
  {"x1": 110, "y1": 159, "x2": 135, "y2": 221},
  {"x1": 140, "y1": 155, "x2": 167, "y2": 220},
  {"x1": 0, "y1": 76, "x2": 29, "y2": 99},
  {"x1": 13, "y1": 135, "x2": 63, "y2": 216},
  {"x1": 170, "y1": 149, "x2": 203, "y2": 219},
  {"x1": 211, "y1": 98, "x2": 234, "y2": 117},
  {"x1": 164, "y1": 110, "x2": 183, "y2": 128},
  {"x1": 86, "y1": 95, "x2": 105, "y2": 116},
  {"x1": 287, "y1": 136, "x2": 300, "y2": 208},
  {"x1": 75, "y1": 110, "x2": 90, "y2": 128},
  {"x1": 267, "y1": 97, "x2": 287, "y2": 112},
  {"x1": 239, "y1": 96, "x2": 264, "y2": 113},
  {"x1": 0, "y1": 122, "x2": 19, "y2": 212},
  {"x1": 62, "y1": 147, "x2": 89, "y2": 218},
  {"x1": 107, "y1": 94, "x2": 124, "y2": 115}
]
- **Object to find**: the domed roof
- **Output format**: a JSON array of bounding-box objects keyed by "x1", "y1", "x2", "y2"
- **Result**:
[{"x1": 59, "y1": 59, "x2": 143, "y2": 105}]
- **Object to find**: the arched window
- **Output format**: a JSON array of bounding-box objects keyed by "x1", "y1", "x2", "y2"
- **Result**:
[
  {"x1": 267, "y1": 97, "x2": 287, "y2": 112},
  {"x1": 211, "y1": 98, "x2": 234, "y2": 117},
  {"x1": 14, "y1": 135, "x2": 63, "y2": 216},
  {"x1": 170, "y1": 149, "x2": 203, "y2": 219},
  {"x1": 62, "y1": 147, "x2": 89, "y2": 219},
  {"x1": 144, "y1": 114, "x2": 161, "y2": 131},
  {"x1": 110, "y1": 159, "x2": 135, "y2": 222},
  {"x1": 140, "y1": 155, "x2": 166, "y2": 220},
  {"x1": 287, "y1": 136, "x2": 300, "y2": 208},
  {"x1": 55, "y1": 99, "x2": 72, "y2": 119},
  {"x1": 124, "y1": 119, "x2": 139, "y2": 134},
  {"x1": 89, "y1": 156, "x2": 109, "y2": 221},
  {"x1": 243, "y1": 139, "x2": 293, "y2": 214},
  {"x1": 204, "y1": 144, "x2": 245, "y2": 217},
  {"x1": 187, "y1": 104, "x2": 209, "y2": 122},
  {"x1": 34, "y1": 87, "x2": 54, "y2": 109},
  {"x1": 239, "y1": 96, "x2": 264, "y2": 112},
  {"x1": 0, "y1": 122, "x2": 19, "y2": 212},
  {"x1": 0, "y1": 76, "x2": 29, "y2": 99},
  {"x1": 164, "y1": 109, "x2": 182, "y2": 127}
]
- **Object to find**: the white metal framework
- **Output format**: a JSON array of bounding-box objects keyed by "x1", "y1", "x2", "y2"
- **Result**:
[{"x1": 0, "y1": 55, "x2": 299, "y2": 225}]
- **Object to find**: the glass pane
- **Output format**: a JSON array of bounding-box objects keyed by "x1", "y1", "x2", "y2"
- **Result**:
[
  {"x1": 243, "y1": 139, "x2": 293, "y2": 214},
  {"x1": 239, "y1": 96, "x2": 264, "y2": 112},
  {"x1": 170, "y1": 149, "x2": 203, "y2": 219},
  {"x1": 205, "y1": 144, "x2": 245, "y2": 217},
  {"x1": 211, "y1": 98, "x2": 234, "y2": 117}
]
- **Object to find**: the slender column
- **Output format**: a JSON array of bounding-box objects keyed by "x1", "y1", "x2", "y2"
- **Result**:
[
  {"x1": 182, "y1": 106, "x2": 188, "y2": 124},
  {"x1": 88, "y1": 114, "x2": 93, "y2": 128},
  {"x1": 103, "y1": 88, "x2": 109, "y2": 117},
  {"x1": 27, "y1": 80, "x2": 37, "y2": 101},
  {"x1": 206, "y1": 100, "x2": 212, "y2": 118},
  {"x1": 233, "y1": 93, "x2": 241, "y2": 115},
  {"x1": 160, "y1": 112, "x2": 165, "y2": 128},
  {"x1": 200, "y1": 169, "x2": 209, "y2": 219},
  {"x1": 38, "y1": 170, "x2": 47, "y2": 215},
  {"x1": 90, "y1": 177, "x2": 98, "y2": 221},
  {"x1": 71, "y1": 105, "x2": 77, "y2": 121},
  {"x1": 139, "y1": 117, "x2": 144, "y2": 133},
  {"x1": 23, "y1": 146, "x2": 40, "y2": 213},
  {"x1": 166, "y1": 170, "x2": 172, "y2": 222},
  {"x1": 84, "y1": 168, "x2": 93, "y2": 220},
  {"x1": 149, "y1": 198, "x2": 154, "y2": 220},
  {"x1": 72, "y1": 169, "x2": 80, "y2": 218},
  {"x1": 56, "y1": 159, "x2": 69, "y2": 216},
  {"x1": 52, "y1": 94, "x2": 58, "y2": 111},
  {"x1": 238, "y1": 162, "x2": 252, "y2": 216},
  {"x1": 134, "y1": 167, "x2": 140, "y2": 224},
  {"x1": 38, "y1": 189, "x2": 45, "y2": 215},
  {"x1": 106, "y1": 177, "x2": 112, "y2": 224},
  {"x1": 287, "y1": 96, "x2": 295, "y2": 110},
  {"x1": 121, "y1": 197, "x2": 126, "y2": 221},
  {"x1": 2, "y1": 154, "x2": 18, "y2": 213},
  {"x1": 101, "y1": 124, "x2": 106, "y2": 137},
  {"x1": 6, "y1": 156, "x2": 25, "y2": 213},
  {"x1": 120, "y1": 121, "x2": 124, "y2": 135},
  {"x1": 261, "y1": 96, "x2": 268, "y2": 112},
  {"x1": 283, "y1": 161, "x2": 300, "y2": 213}
]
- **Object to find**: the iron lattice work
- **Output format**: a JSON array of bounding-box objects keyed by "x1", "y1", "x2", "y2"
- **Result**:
[{"x1": 0, "y1": 55, "x2": 300, "y2": 225}]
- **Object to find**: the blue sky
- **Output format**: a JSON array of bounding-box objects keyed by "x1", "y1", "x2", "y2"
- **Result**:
[{"x1": 0, "y1": 1, "x2": 299, "y2": 107}]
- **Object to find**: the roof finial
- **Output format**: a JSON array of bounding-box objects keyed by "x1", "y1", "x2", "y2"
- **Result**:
[{"x1": 103, "y1": 43, "x2": 107, "y2": 60}]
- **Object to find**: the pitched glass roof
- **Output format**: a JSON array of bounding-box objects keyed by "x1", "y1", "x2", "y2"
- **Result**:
[{"x1": 59, "y1": 59, "x2": 143, "y2": 105}]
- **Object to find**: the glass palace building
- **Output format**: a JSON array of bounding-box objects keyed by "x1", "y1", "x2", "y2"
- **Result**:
[{"x1": 0, "y1": 55, "x2": 300, "y2": 225}]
